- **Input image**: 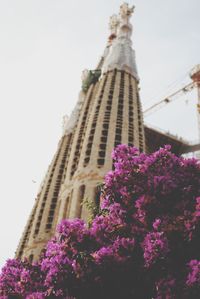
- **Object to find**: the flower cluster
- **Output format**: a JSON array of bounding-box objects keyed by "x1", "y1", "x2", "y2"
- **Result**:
[
  {"x1": 142, "y1": 231, "x2": 169, "y2": 267},
  {"x1": 1, "y1": 145, "x2": 200, "y2": 298}
]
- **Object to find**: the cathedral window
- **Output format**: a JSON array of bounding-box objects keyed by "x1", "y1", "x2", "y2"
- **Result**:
[
  {"x1": 99, "y1": 151, "x2": 106, "y2": 157},
  {"x1": 102, "y1": 130, "x2": 108, "y2": 136},
  {"x1": 85, "y1": 150, "x2": 90, "y2": 155},
  {"x1": 97, "y1": 159, "x2": 104, "y2": 166},
  {"x1": 101, "y1": 136, "x2": 107, "y2": 143},
  {"x1": 84, "y1": 157, "x2": 90, "y2": 164},
  {"x1": 116, "y1": 128, "x2": 122, "y2": 134},
  {"x1": 103, "y1": 123, "x2": 109, "y2": 129}
]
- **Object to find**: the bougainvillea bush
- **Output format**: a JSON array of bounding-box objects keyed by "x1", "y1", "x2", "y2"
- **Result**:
[{"x1": 1, "y1": 145, "x2": 200, "y2": 299}]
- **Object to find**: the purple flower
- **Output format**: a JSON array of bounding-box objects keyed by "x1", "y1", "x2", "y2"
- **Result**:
[
  {"x1": 153, "y1": 218, "x2": 161, "y2": 231},
  {"x1": 186, "y1": 260, "x2": 200, "y2": 286}
]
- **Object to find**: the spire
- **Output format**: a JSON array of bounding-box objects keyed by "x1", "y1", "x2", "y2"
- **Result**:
[{"x1": 102, "y1": 3, "x2": 139, "y2": 81}]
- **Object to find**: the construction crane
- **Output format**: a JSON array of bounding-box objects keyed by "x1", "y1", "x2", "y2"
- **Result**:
[
  {"x1": 143, "y1": 82, "x2": 194, "y2": 117},
  {"x1": 144, "y1": 65, "x2": 200, "y2": 148},
  {"x1": 144, "y1": 64, "x2": 200, "y2": 118}
]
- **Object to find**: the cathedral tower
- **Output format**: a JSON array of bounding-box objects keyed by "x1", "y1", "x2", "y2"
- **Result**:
[{"x1": 16, "y1": 3, "x2": 145, "y2": 261}]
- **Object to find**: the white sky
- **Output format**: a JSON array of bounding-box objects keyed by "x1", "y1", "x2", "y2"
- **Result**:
[{"x1": 0, "y1": 0, "x2": 199, "y2": 268}]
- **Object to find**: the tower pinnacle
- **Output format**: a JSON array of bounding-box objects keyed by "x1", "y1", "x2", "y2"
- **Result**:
[
  {"x1": 102, "y1": 3, "x2": 138, "y2": 80},
  {"x1": 118, "y1": 3, "x2": 134, "y2": 39}
]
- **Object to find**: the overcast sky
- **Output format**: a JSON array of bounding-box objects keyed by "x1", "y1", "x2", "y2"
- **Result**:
[{"x1": 0, "y1": 0, "x2": 199, "y2": 268}]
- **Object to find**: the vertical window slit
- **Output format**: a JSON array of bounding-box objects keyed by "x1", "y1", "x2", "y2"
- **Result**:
[
  {"x1": 71, "y1": 87, "x2": 95, "y2": 177},
  {"x1": 97, "y1": 70, "x2": 116, "y2": 167}
]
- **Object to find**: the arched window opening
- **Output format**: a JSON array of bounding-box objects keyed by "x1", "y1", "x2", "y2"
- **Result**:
[{"x1": 76, "y1": 185, "x2": 86, "y2": 218}]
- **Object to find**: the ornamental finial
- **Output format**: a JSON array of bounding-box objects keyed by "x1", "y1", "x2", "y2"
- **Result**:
[
  {"x1": 109, "y1": 14, "x2": 119, "y2": 35},
  {"x1": 119, "y1": 3, "x2": 135, "y2": 20}
]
